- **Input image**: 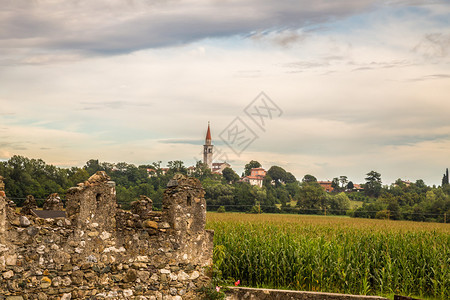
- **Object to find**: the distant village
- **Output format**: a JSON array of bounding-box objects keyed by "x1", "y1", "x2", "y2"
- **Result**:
[{"x1": 144, "y1": 122, "x2": 366, "y2": 192}]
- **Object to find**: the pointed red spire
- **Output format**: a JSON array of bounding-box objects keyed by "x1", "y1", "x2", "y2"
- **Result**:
[{"x1": 205, "y1": 122, "x2": 211, "y2": 144}]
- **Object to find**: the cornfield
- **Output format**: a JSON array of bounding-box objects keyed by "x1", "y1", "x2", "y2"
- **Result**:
[{"x1": 206, "y1": 213, "x2": 449, "y2": 299}]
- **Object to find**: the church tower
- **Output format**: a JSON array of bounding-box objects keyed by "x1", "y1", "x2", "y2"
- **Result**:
[{"x1": 203, "y1": 122, "x2": 213, "y2": 169}]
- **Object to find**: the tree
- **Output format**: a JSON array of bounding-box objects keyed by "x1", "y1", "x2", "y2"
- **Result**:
[
  {"x1": 329, "y1": 192, "x2": 350, "y2": 215},
  {"x1": 217, "y1": 206, "x2": 226, "y2": 213},
  {"x1": 167, "y1": 160, "x2": 187, "y2": 175},
  {"x1": 244, "y1": 160, "x2": 261, "y2": 176},
  {"x1": 192, "y1": 161, "x2": 212, "y2": 180},
  {"x1": 222, "y1": 167, "x2": 240, "y2": 183},
  {"x1": 297, "y1": 184, "x2": 327, "y2": 213},
  {"x1": 285, "y1": 172, "x2": 297, "y2": 184},
  {"x1": 347, "y1": 181, "x2": 354, "y2": 190},
  {"x1": 84, "y1": 159, "x2": 102, "y2": 175},
  {"x1": 67, "y1": 167, "x2": 89, "y2": 186},
  {"x1": 442, "y1": 168, "x2": 449, "y2": 186},
  {"x1": 339, "y1": 176, "x2": 348, "y2": 189},
  {"x1": 364, "y1": 171, "x2": 382, "y2": 197},
  {"x1": 331, "y1": 177, "x2": 340, "y2": 191},
  {"x1": 302, "y1": 174, "x2": 317, "y2": 184},
  {"x1": 267, "y1": 166, "x2": 287, "y2": 186}
]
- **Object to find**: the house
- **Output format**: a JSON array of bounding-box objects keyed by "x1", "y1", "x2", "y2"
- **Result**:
[
  {"x1": 353, "y1": 184, "x2": 364, "y2": 192},
  {"x1": 318, "y1": 181, "x2": 334, "y2": 192},
  {"x1": 146, "y1": 168, "x2": 156, "y2": 177},
  {"x1": 187, "y1": 166, "x2": 196, "y2": 176},
  {"x1": 394, "y1": 180, "x2": 411, "y2": 187},
  {"x1": 212, "y1": 162, "x2": 231, "y2": 175},
  {"x1": 242, "y1": 168, "x2": 267, "y2": 188}
]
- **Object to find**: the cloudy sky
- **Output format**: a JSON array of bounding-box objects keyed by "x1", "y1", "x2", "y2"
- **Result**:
[{"x1": 1, "y1": 0, "x2": 449, "y2": 185}]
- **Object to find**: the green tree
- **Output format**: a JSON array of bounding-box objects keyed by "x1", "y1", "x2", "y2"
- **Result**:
[
  {"x1": 329, "y1": 192, "x2": 350, "y2": 215},
  {"x1": 217, "y1": 206, "x2": 226, "y2": 213},
  {"x1": 442, "y1": 168, "x2": 449, "y2": 186},
  {"x1": 285, "y1": 172, "x2": 297, "y2": 184},
  {"x1": 84, "y1": 159, "x2": 102, "y2": 175},
  {"x1": 222, "y1": 167, "x2": 240, "y2": 183},
  {"x1": 297, "y1": 184, "x2": 327, "y2": 214},
  {"x1": 193, "y1": 161, "x2": 212, "y2": 180},
  {"x1": 302, "y1": 174, "x2": 317, "y2": 184},
  {"x1": 364, "y1": 171, "x2": 382, "y2": 197},
  {"x1": 67, "y1": 167, "x2": 89, "y2": 186},
  {"x1": 267, "y1": 166, "x2": 287, "y2": 186},
  {"x1": 331, "y1": 177, "x2": 340, "y2": 191},
  {"x1": 347, "y1": 181, "x2": 354, "y2": 190},
  {"x1": 233, "y1": 182, "x2": 257, "y2": 212},
  {"x1": 339, "y1": 176, "x2": 348, "y2": 189},
  {"x1": 244, "y1": 160, "x2": 261, "y2": 176},
  {"x1": 167, "y1": 160, "x2": 187, "y2": 175}
]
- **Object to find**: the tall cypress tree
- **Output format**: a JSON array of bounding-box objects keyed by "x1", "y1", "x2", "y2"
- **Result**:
[{"x1": 442, "y1": 168, "x2": 449, "y2": 186}]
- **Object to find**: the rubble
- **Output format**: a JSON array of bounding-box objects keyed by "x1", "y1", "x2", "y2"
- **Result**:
[
  {"x1": 43, "y1": 193, "x2": 64, "y2": 211},
  {"x1": 20, "y1": 195, "x2": 37, "y2": 215}
]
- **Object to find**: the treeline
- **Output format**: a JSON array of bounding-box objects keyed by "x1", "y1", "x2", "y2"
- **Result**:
[
  {"x1": 0, "y1": 155, "x2": 89, "y2": 205},
  {"x1": 351, "y1": 177, "x2": 450, "y2": 222},
  {"x1": 0, "y1": 156, "x2": 449, "y2": 222},
  {"x1": 0, "y1": 156, "x2": 179, "y2": 208}
]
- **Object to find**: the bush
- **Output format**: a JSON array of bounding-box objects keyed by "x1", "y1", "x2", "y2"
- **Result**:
[
  {"x1": 249, "y1": 205, "x2": 261, "y2": 214},
  {"x1": 217, "y1": 206, "x2": 226, "y2": 213},
  {"x1": 375, "y1": 210, "x2": 390, "y2": 219}
]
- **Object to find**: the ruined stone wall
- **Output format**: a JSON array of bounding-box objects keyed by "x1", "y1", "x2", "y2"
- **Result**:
[{"x1": 0, "y1": 173, "x2": 213, "y2": 300}]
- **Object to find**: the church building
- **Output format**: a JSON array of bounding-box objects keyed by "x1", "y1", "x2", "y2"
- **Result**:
[
  {"x1": 203, "y1": 122, "x2": 213, "y2": 169},
  {"x1": 202, "y1": 122, "x2": 230, "y2": 174}
]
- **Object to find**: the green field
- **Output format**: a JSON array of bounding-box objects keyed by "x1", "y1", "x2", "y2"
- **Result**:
[{"x1": 206, "y1": 213, "x2": 449, "y2": 299}]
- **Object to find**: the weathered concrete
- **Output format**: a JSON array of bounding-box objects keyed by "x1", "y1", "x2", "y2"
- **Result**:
[
  {"x1": 226, "y1": 287, "x2": 389, "y2": 300},
  {"x1": 0, "y1": 172, "x2": 213, "y2": 299}
]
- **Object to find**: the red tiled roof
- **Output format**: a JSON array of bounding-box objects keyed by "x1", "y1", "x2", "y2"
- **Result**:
[{"x1": 244, "y1": 175, "x2": 265, "y2": 180}]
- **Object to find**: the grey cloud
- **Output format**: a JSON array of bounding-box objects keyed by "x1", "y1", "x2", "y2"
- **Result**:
[
  {"x1": 408, "y1": 73, "x2": 450, "y2": 81},
  {"x1": 158, "y1": 138, "x2": 225, "y2": 146},
  {"x1": 352, "y1": 60, "x2": 413, "y2": 71},
  {"x1": 250, "y1": 30, "x2": 308, "y2": 48},
  {"x1": 284, "y1": 61, "x2": 330, "y2": 69},
  {"x1": 158, "y1": 139, "x2": 202, "y2": 145},
  {"x1": 283, "y1": 55, "x2": 349, "y2": 72},
  {"x1": 0, "y1": 0, "x2": 379, "y2": 60},
  {"x1": 0, "y1": 141, "x2": 27, "y2": 151},
  {"x1": 284, "y1": 58, "x2": 413, "y2": 73},
  {"x1": 413, "y1": 33, "x2": 450, "y2": 58}
]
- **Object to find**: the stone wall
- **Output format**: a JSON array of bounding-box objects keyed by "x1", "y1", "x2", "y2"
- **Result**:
[{"x1": 0, "y1": 172, "x2": 213, "y2": 300}]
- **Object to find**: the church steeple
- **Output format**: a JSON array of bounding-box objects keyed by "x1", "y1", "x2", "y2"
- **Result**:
[
  {"x1": 203, "y1": 122, "x2": 213, "y2": 169},
  {"x1": 205, "y1": 121, "x2": 212, "y2": 145}
]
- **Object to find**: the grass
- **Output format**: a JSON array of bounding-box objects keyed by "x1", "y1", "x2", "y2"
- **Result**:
[
  {"x1": 206, "y1": 213, "x2": 449, "y2": 299},
  {"x1": 349, "y1": 199, "x2": 363, "y2": 209}
]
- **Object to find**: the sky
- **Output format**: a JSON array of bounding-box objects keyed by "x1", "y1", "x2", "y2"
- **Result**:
[{"x1": 0, "y1": 0, "x2": 449, "y2": 185}]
